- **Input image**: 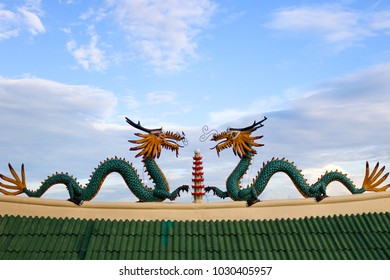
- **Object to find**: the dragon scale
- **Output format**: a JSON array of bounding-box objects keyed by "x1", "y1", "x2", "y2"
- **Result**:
[
  {"x1": 22, "y1": 157, "x2": 183, "y2": 203},
  {"x1": 220, "y1": 150, "x2": 365, "y2": 201}
]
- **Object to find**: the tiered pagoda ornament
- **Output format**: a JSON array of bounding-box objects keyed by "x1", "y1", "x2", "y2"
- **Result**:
[
  {"x1": 0, "y1": 116, "x2": 389, "y2": 206},
  {"x1": 192, "y1": 149, "x2": 205, "y2": 203}
]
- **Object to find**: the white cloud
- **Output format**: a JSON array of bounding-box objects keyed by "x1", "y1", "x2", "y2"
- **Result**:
[
  {"x1": 17, "y1": 7, "x2": 45, "y2": 35},
  {"x1": 0, "y1": 1, "x2": 45, "y2": 40},
  {"x1": 146, "y1": 90, "x2": 177, "y2": 104},
  {"x1": 106, "y1": 0, "x2": 217, "y2": 72},
  {"x1": 267, "y1": 4, "x2": 390, "y2": 50},
  {"x1": 265, "y1": 64, "x2": 390, "y2": 161},
  {"x1": 0, "y1": 76, "x2": 127, "y2": 193},
  {"x1": 58, "y1": 0, "x2": 74, "y2": 4},
  {"x1": 124, "y1": 94, "x2": 141, "y2": 110},
  {"x1": 120, "y1": 90, "x2": 194, "y2": 123},
  {"x1": 369, "y1": 11, "x2": 390, "y2": 31},
  {"x1": 208, "y1": 96, "x2": 287, "y2": 125},
  {"x1": 209, "y1": 109, "x2": 252, "y2": 125},
  {"x1": 80, "y1": 7, "x2": 108, "y2": 22},
  {"x1": 0, "y1": 76, "x2": 117, "y2": 119},
  {"x1": 92, "y1": 122, "x2": 128, "y2": 132},
  {"x1": 67, "y1": 31, "x2": 108, "y2": 71},
  {"x1": 0, "y1": 9, "x2": 19, "y2": 40},
  {"x1": 60, "y1": 27, "x2": 71, "y2": 34}
]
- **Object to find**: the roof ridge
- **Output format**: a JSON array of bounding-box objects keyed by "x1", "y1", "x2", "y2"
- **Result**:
[{"x1": 1, "y1": 211, "x2": 389, "y2": 223}]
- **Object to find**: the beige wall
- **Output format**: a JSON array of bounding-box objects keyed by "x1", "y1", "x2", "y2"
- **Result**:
[{"x1": 1, "y1": 192, "x2": 389, "y2": 221}]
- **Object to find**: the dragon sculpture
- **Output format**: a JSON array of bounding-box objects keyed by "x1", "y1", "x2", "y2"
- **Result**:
[
  {"x1": 0, "y1": 118, "x2": 189, "y2": 205},
  {"x1": 205, "y1": 117, "x2": 390, "y2": 206}
]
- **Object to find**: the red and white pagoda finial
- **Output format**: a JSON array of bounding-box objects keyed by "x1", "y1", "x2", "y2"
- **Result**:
[{"x1": 192, "y1": 149, "x2": 205, "y2": 203}]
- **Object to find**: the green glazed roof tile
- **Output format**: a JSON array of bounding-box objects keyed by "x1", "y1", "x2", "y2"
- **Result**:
[
  {"x1": 0, "y1": 212, "x2": 389, "y2": 260},
  {"x1": 0, "y1": 216, "x2": 15, "y2": 235},
  {"x1": 362, "y1": 213, "x2": 381, "y2": 230}
]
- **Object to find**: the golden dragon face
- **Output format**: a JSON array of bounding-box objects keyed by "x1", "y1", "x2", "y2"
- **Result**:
[
  {"x1": 211, "y1": 117, "x2": 267, "y2": 158},
  {"x1": 126, "y1": 118, "x2": 186, "y2": 159}
]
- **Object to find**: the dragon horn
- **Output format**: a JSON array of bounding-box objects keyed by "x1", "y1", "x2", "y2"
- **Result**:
[
  {"x1": 125, "y1": 117, "x2": 162, "y2": 133},
  {"x1": 229, "y1": 116, "x2": 267, "y2": 131}
]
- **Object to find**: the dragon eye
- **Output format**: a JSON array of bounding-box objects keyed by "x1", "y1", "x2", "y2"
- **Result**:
[{"x1": 232, "y1": 132, "x2": 238, "y2": 137}]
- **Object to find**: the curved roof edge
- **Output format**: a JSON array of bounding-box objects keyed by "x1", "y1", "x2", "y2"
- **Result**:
[{"x1": 0, "y1": 192, "x2": 389, "y2": 221}]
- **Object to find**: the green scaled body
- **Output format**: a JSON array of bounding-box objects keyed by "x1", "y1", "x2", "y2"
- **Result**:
[
  {"x1": 209, "y1": 150, "x2": 366, "y2": 202},
  {"x1": 23, "y1": 157, "x2": 187, "y2": 203}
]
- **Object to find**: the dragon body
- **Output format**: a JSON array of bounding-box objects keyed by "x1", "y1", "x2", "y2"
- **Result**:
[
  {"x1": 206, "y1": 117, "x2": 389, "y2": 205},
  {"x1": 0, "y1": 118, "x2": 189, "y2": 204}
]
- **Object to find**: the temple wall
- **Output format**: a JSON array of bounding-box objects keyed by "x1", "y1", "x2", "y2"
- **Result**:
[{"x1": 0, "y1": 192, "x2": 389, "y2": 221}]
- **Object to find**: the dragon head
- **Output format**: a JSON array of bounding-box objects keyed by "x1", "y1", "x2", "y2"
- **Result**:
[
  {"x1": 126, "y1": 118, "x2": 186, "y2": 159},
  {"x1": 211, "y1": 117, "x2": 267, "y2": 158}
]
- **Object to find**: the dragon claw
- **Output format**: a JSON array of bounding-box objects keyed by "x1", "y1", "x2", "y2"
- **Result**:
[
  {"x1": 0, "y1": 163, "x2": 26, "y2": 196},
  {"x1": 180, "y1": 184, "x2": 189, "y2": 193},
  {"x1": 204, "y1": 186, "x2": 215, "y2": 195},
  {"x1": 205, "y1": 186, "x2": 229, "y2": 199},
  {"x1": 246, "y1": 198, "x2": 261, "y2": 207},
  {"x1": 68, "y1": 197, "x2": 84, "y2": 206},
  {"x1": 315, "y1": 194, "x2": 328, "y2": 202},
  {"x1": 177, "y1": 185, "x2": 189, "y2": 196},
  {"x1": 363, "y1": 162, "x2": 390, "y2": 192},
  {"x1": 169, "y1": 185, "x2": 189, "y2": 201}
]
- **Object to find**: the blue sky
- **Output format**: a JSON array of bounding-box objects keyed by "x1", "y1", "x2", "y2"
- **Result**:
[{"x1": 1, "y1": 0, "x2": 390, "y2": 202}]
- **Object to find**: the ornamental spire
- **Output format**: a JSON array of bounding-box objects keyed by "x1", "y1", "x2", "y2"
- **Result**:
[{"x1": 192, "y1": 149, "x2": 205, "y2": 203}]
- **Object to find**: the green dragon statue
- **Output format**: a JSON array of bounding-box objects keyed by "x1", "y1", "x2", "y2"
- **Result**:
[
  {"x1": 0, "y1": 118, "x2": 189, "y2": 204},
  {"x1": 205, "y1": 117, "x2": 390, "y2": 206}
]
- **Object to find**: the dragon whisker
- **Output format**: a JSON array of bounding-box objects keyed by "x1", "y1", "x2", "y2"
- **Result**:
[{"x1": 210, "y1": 139, "x2": 227, "y2": 150}]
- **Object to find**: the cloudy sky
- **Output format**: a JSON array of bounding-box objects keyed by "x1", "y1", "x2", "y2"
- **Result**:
[{"x1": 1, "y1": 0, "x2": 390, "y2": 202}]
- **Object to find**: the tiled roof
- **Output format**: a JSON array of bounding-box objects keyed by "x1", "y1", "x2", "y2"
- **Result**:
[{"x1": 0, "y1": 212, "x2": 389, "y2": 260}]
